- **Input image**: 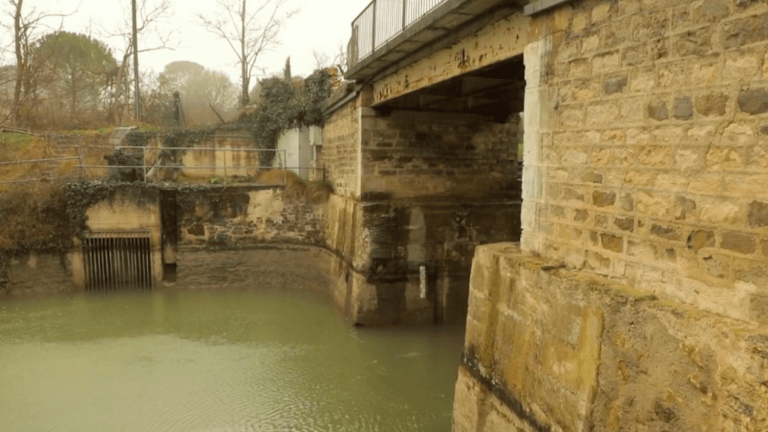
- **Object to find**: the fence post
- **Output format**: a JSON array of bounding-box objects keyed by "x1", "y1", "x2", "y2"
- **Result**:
[
  {"x1": 78, "y1": 145, "x2": 84, "y2": 179},
  {"x1": 371, "y1": 0, "x2": 377, "y2": 53},
  {"x1": 142, "y1": 146, "x2": 147, "y2": 182},
  {"x1": 223, "y1": 146, "x2": 228, "y2": 184}
]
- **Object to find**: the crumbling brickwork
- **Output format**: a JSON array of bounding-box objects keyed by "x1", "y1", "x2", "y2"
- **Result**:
[{"x1": 523, "y1": 0, "x2": 768, "y2": 324}]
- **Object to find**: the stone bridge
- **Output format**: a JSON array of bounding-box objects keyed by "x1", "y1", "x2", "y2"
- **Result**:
[{"x1": 319, "y1": 0, "x2": 768, "y2": 431}]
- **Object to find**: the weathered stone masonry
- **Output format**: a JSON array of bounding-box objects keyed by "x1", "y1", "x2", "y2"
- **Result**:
[
  {"x1": 523, "y1": 0, "x2": 768, "y2": 324},
  {"x1": 454, "y1": 0, "x2": 768, "y2": 431},
  {"x1": 320, "y1": 90, "x2": 523, "y2": 325}
]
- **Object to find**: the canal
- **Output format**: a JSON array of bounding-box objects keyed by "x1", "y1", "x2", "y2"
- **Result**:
[{"x1": 0, "y1": 289, "x2": 464, "y2": 432}]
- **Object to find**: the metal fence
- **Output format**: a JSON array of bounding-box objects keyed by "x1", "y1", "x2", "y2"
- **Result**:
[
  {"x1": 349, "y1": 0, "x2": 447, "y2": 69},
  {"x1": 0, "y1": 144, "x2": 325, "y2": 186}
]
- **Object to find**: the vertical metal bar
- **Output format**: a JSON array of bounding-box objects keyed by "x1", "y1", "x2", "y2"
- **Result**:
[
  {"x1": 118, "y1": 237, "x2": 125, "y2": 289},
  {"x1": 403, "y1": 0, "x2": 407, "y2": 29},
  {"x1": 84, "y1": 239, "x2": 91, "y2": 290},
  {"x1": 137, "y1": 237, "x2": 143, "y2": 290},
  {"x1": 136, "y1": 237, "x2": 143, "y2": 289},
  {"x1": 78, "y1": 145, "x2": 84, "y2": 179},
  {"x1": 129, "y1": 237, "x2": 137, "y2": 290},
  {"x1": 142, "y1": 146, "x2": 147, "y2": 182},
  {"x1": 371, "y1": 0, "x2": 377, "y2": 53},
  {"x1": 92, "y1": 237, "x2": 99, "y2": 291},
  {"x1": 138, "y1": 237, "x2": 145, "y2": 290},
  {"x1": 282, "y1": 150, "x2": 287, "y2": 185},
  {"x1": 108, "y1": 237, "x2": 114, "y2": 291},
  {"x1": 90, "y1": 238, "x2": 97, "y2": 291},
  {"x1": 95, "y1": 237, "x2": 103, "y2": 291},
  {"x1": 109, "y1": 237, "x2": 116, "y2": 291},
  {"x1": 145, "y1": 237, "x2": 152, "y2": 290},
  {"x1": 148, "y1": 237, "x2": 155, "y2": 290},
  {"x1": 143, "y1": 237, "x2": 149, "y2": 290}
]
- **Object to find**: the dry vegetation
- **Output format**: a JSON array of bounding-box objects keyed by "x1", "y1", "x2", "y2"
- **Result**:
[
  {"x1": 256, "y1": 169, "x2": 333, "y2": 204},
  {"x1": 0, "y1": 130, "x2": 116, "y2": 189},
  {"x1": 0, "y1": 181, "x2": 69, "y2": 253}
]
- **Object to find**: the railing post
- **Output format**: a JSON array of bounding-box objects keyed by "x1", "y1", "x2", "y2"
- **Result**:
[
  {"x1": 78, "y1": 145, "x2": 84, "y2": 179},
  {"x1": 142, "y1": 146, "x2": 147, "y2": 182},
  {"x1": 403, "y1": 0, "x2": 407, "y2": 29},
  {"x1": 371, "y1": 0, "x2": 377, "y2": 53}
]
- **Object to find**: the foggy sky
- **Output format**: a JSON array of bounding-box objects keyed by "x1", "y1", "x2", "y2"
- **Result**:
[{"x1": 0, "y1": 0, "x2": 364, "y2": 81}]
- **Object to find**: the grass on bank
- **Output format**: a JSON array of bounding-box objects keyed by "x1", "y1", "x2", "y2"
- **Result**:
[{"x1": 0, "y1": 130, "x2": 115, "y2": 189}]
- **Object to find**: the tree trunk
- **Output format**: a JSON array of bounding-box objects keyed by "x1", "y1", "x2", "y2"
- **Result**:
[
  {"x1": 12, "y1": 0, "x2": 24, "y2": 126},
  {"x1": 112, "y1": 55, "x2": 130, "y2": 125},
  {"x1": 240, "y1": 0, "x2": 249, "y2": 107}
]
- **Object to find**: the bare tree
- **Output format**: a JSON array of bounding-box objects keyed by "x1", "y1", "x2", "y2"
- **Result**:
[
  {"x1": 198, "y1": 0, "x2": 298, "y2": 107},
  {"x1": 311, "y1": 41, "x2": 348, "y2": 76},
  {"x1": 3, "y1": 0, "x2": 79, "y2": 126},
  {"x1": 311, "y1": 49, "x2": 330, "y2": 71},
  {"x1": 104, "y1": 0, "x2": 176, "y2": 125}
]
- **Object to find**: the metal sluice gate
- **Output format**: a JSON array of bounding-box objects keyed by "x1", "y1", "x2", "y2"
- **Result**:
[{"x1": 82, "y1": 231, "x2": 154, "y2": 291}]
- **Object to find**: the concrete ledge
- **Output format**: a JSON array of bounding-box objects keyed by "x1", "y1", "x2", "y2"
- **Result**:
[{"x1": 454, "y1": 243, "x2": 768, "y2": 432}]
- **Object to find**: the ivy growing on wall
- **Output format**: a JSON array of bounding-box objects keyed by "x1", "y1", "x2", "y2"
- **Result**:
[
  {"x1": 122, "y1": 69, "x2": 331, "y2": 169},
  {"x1": 124, "y1": 126, "x2": 218, "y2": 149},
  {"x1": 240, "y1": 68, "x2": 331, "y2": 166}
]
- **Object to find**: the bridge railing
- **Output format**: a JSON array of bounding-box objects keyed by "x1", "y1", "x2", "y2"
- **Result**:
[{"x1": 348, "y1": 0, "x2": 447, "y2": 71}]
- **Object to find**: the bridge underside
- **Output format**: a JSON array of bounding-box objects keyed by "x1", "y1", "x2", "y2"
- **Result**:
[
  {"x1": 375, "y1": 56, "x2": 525, "y2": 122},
  {"x1": 321, "y1": 50, "x2": 527, "y2": 325}
]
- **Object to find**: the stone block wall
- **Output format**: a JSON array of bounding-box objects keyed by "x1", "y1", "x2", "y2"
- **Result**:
[
  {"x1": 177, "y1": 186, "x2": 325, "y2": 248},
  {"x1": 323, "y1": 193, "x2": 522, "y2": 325},
  {"x1": 319, "y1": 92, "x2": 525, "y2": 324},
  {"x1": 522, "y1": 0, "x2": 768, "y2": 324},
  {"x1": 320, "y1": 96, "x2": 361, "y2": 198},
  {"x1": 361, "y1": 110, "x2": 521, "y2": 200},
  {"x1": 2, "y1": 253, "x2": 76, "y2": 295},
  {"x1": 454, "y1": 243, "x2": 767, "y2": 432}
]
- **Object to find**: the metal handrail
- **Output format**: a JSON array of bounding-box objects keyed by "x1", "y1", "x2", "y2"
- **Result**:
[
  {"x1": 0, "y1": 145, "x2": 328, "y2": 185},
  {"x1": 348, "y1": 0, "x2": 447, "y2": 70}
]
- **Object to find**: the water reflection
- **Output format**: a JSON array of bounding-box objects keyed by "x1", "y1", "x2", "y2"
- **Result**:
[{"x1": 0, "y1": 290, "x2": 464, "y2": 432}]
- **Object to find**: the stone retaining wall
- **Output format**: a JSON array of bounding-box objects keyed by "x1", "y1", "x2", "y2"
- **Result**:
[{"x1": 454, "y1": 243, "x2": 768, "y2": 432}]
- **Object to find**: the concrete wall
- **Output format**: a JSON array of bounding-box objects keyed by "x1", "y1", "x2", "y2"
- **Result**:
[
  {"x1": 276, "y1": 127, "x2": 313, "y2": 179},
  {"x1": 144, "y1": 128, "x2": 259, "y2": 180},
  {"x1": 76, "y1": 187, "x2": 164, "y2": 286}
]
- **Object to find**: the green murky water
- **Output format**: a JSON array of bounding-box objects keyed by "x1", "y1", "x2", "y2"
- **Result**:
[{"x1": 0, "y1": 290, "x2": 464, "y2": 432}]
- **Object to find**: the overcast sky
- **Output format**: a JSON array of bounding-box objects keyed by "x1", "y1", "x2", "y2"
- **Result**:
[{"x1": 1, "y1": 0, "x2": 364, "y2": 82}]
